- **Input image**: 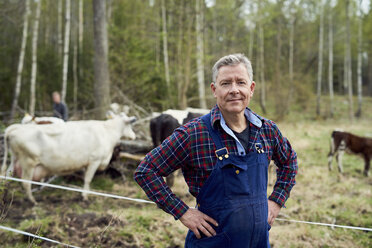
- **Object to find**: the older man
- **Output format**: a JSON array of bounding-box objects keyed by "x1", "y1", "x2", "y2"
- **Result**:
[{"x1": 134, "y1": 54, "x2": 298, "y2": 247}]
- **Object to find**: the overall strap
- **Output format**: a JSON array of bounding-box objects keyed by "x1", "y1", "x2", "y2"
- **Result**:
[{"x1": 201, "y1": 113, "x2": 224, "y2": 150}]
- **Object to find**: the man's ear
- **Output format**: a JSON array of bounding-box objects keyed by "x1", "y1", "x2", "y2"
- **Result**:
[
  {"x1": 211, "y1": 82, "x2": 217, "y2": 98},
  {"x1": 250, "y1": 81, "x2": 256, "y2": 95}
]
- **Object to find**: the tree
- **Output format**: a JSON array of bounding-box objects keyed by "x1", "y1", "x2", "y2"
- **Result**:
[
  {"x1": 355, "y1": 0, "x2": 363, "y2": 118},
  {"x1": 72, "y1": 0, "x2": 78, "y2": 112},
  {"x1": 10, "y1": 0, "x2": 30, "y2": 120},
  {"x1": 57, "y1": 0, "x2": 63, "y2": 57},
  {"x1": 93, "y1": 0, "x2": 110, "y2": 119},
  {"x1": 161, "y1": 0, "x2": 171, "y2": 107},
  {"x1": 316, "y1": 1, "x2": 324, "y2": 117},
  {"x1": 257, "y1": 5, "x2": 266, "y2": 115},
  {"x1": 328, "y1": 1, "x2": 334, "y2": 118},
  {"x1": 61, "y1": 0, "x2": 71, "y2": 103},
  {"x1": 29, "y1": 0, "x2": 42, "y2": 116},
  {"x1": 196, "y1": 0, "x2": 207, "y2": 109},
  {"x1": 345, "y1": 0, "x2": 353, "y2": 122}
]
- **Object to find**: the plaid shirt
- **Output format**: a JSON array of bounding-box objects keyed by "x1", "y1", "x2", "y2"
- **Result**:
[{"x1": 134, "y1": 105, "x2": 298, "y2": 220}]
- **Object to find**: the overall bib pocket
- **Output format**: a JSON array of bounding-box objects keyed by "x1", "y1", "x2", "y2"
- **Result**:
[{"x1": 222, "y1": 163, "x2": 252, "y2": 197}]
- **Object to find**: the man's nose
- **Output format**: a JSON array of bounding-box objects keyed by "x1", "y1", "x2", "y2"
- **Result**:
[{"x1": 229, "y1": 82, "x2": 239, "y2": 94}]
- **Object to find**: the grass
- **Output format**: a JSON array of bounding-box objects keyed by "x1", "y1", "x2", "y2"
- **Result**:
[{"x1": 0, "y1": 95, "x2": 371, "y2": 247}]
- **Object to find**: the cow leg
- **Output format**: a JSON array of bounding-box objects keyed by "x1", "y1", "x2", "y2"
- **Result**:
[
  {"x1": 327, "y1": 152, "x2": 334, "y2": 171},
  {"x1": 82, "y1": 162, "x2": 101, "y2": 200},
  {"x1": 327, "y1": 135, "x2": 335, "y2": 171},
  {"x1": 22, "y1": 165, "x2": 37, "y2": 204},
  {"x1": 336, "y1": 150, "x2": 344, "y2": 173},
  {"x1": 363, "y1": 155, "x2": 370, "y2": 177}
]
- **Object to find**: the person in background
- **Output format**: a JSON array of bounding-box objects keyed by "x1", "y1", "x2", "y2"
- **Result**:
[
  {"x1": 134, "y1": 53, "x2": 298, "y2": 247},
  {"x1": 52, "y1": 91, "x2": 68, "y2": 121}
]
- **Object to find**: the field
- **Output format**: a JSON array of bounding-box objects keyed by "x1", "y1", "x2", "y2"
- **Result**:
[{"x1": 1, "y1": 97, "x2": 372, "y2": 247}]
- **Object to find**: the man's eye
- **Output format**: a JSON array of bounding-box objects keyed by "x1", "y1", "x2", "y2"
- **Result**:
[
  {"x1": 238, "y1": 81, "x2": 246, "y2": 85},
  {"x1": 221, "y1": 82, "x2": 230, "y2": 86}
]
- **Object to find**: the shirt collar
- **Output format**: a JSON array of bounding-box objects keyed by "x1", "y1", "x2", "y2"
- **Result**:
[{"x1": 210, "y1": 104, "x2": 263, "y2": 129}]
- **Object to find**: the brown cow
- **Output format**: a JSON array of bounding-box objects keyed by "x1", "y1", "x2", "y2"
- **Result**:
[{"x1": 327, "y1": 130, "x2": 372, "y2": 176}]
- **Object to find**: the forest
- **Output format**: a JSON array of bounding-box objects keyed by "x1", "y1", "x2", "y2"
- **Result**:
[{"x1": 0, "y1": 0, "x2": 371, "y2": 122}]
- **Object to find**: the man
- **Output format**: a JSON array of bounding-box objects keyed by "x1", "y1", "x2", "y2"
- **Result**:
[
  {"x1": 134, "y1": 54, "x2": 298, "y2": 247},
  {"x1": 52, "y1": 91, "x2": 68, "y2": 121}
]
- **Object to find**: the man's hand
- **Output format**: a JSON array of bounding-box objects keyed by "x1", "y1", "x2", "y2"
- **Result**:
[
  {"x1": 179, "y1": 208, "x2": 219, "y2": 239},
  {"x1": 268, "y1": 200, "x2": 281, "y2": 225}
]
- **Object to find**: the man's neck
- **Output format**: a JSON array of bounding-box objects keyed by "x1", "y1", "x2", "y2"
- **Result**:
[{"x1": 220, "y1": 109, "x2": 247, "y2": 133}]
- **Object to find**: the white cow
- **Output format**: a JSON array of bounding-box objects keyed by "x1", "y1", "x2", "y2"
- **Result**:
[{"x1": 1, "y1": 113, "x2": 136, "y2": 204}]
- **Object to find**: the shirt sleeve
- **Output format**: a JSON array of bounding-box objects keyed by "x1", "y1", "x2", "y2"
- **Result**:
[
  {"x1": 268, "y1": 122, "x2": 298, "y2": 207},
  {"x1": 134, "y1": 127, "x2": 190, "y2": 220}
]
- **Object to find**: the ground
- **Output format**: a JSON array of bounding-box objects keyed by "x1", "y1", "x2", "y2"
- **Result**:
[{"x1": 1, "y1": 98, "x2": 372, "y2": 247}]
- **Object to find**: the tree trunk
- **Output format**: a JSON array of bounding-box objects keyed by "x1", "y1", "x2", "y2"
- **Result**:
[
  {"x1": 78, "y1": 0, "x2": 84, "y2": 79},
  {"x1": 161, "y1": 0, "x2": 171, "y2": 107},
  {"x1": 10, "y1": 0, "x2": 30, "y2": 120},
  {"x1": 177, "y1": 0, "x2": 185, "y2": 109},
  {"x1": 179, "y1": 4, "x2": 193, "y2": 109},
  {"x1": 316, "y1": 1, "x2": 324, "y2": 117},
  {"x1": 355, "y1": 0, "x2": 363, "y2": 118},
  {"x1": 248, "y1": 26, "x2": 254, "y2": 59},
  {"x1": 258, "y1": 20, "x2": 266, "y2": 114},
  {"x1": 93, "y1": 0, "x2": 111, "y2": 120},
  {"x1": 328, "y1": 3, "x2": 334, "y2": 118},
  {"x1": 58, "y1": 0, "x2": 63, "y2": 57},
  {"x1": 73, "y1": 0, "x2": 78, "y2": 113},
  {"x1": 284, "y1": 15, "x2": 295, "y2": 117},
  {"x1": 29, "y1": 0, "x2": 41, "y2": 116},
  {"x1": 61, "y1": 0, "x2": 71, "y2": 103},
  {"x1": 345, "y1": 0, "x2": 353, "y2": 122},
  {"x1": 196, "y1": 0, "x2": 207, "y2": 109}
]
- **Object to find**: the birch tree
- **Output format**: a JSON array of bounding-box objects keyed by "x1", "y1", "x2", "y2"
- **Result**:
[
  {"x1": 345, "y1": 0, "x2": 353, "y2": 122},
  {"x1": 93, "y1": 0, "x2": 110, "y2": 119},
  {"x1": 161, "y1": 0, "x2": 171, "y2": 106},
  {"x1": 196, "y1": 0, "x2": 206, "y2": 109},
  {"x1": 328, "y1": 2, "x2": 334, "y2": 118},
  {"x1": 61, "y1": 0, "x2": 71, "y2": 103},
  {"x1": 316, "y1": 1, "x2": 324, "y2": 117},
  {"x1": 355, "y1": 0, "x2": 363, "y2": 118},
  {"x1": 29, "y1": 0, "x2": 41, "y2": 116},
  {"x1": 10, "y1": 0, "x2": 30, "y2": 120},
  {"x1": 73, "y1": 0, "x2": 78, "y2": 112}
]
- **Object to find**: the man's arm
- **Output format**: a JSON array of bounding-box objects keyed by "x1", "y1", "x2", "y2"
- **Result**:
[
  {"x1": 268, "y1": 122, "x2": 298, "y2": 221},
  {"x1": 134, "y1": 127, "x2": 190, "y2": 220}
]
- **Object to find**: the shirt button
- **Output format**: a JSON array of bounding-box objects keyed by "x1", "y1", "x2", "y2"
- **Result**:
[{"x1": 236, "y1": 170, "x2": 240, "y2": 174}]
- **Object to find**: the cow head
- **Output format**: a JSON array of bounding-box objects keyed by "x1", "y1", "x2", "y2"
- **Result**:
[{"x1": 119, "y1": 112, "x2": 136, "y2": 140}]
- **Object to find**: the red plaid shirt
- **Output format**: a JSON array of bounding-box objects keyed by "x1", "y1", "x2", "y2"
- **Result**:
[{"x1": 134, "y1": 105, "x2": 298, "y2": 219}]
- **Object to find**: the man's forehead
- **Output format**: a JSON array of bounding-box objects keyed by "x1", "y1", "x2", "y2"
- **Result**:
[{"x1": 216, "y1": 64, "x2": 250, "y2": 81}]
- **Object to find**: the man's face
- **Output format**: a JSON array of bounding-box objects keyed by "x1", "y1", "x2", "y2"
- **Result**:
[
  {"x1": 53, "y1": 93, "x2": 61, "y2": 103},
  {"x1": 211, "y1": 63, "x2": 255, "y2": 115}
]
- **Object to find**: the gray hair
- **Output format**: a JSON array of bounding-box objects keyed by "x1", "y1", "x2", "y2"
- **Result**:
[{"x1": 212, "y1": 53, "x2": 253, "y2": 83}]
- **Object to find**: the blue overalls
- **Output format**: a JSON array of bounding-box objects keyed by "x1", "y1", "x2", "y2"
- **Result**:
[{"x1": 185, "y1": 113, "x2": 271, "y2": 248}]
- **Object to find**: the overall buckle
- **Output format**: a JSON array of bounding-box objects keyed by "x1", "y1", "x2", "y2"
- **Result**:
[{"x1": 215, "y1": 147, "x2": 229, "y2": 160}]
